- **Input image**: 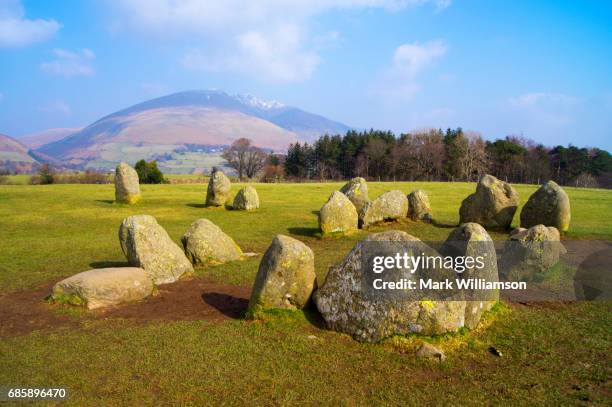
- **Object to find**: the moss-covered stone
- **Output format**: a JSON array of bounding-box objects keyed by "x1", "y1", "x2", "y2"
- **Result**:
[
  {"x1": 340, "y1": 177, "x2": 370, "y2": 213},
  {"x1": 459, "y1": 174, "x2": 519, "y2": 229},
  {"x1": 314, "y1": 230, "x2": 466, "y2": 342},
  {"x1": 205, "y1": 170, "x2": 231, "y2": 207},
  {"x1": 520, "y1": 180, "x2": 571, "y2": 232},
  {"x1": 407, "y1": 189, "x2": 432, "y2": 222},
  {"x1": 232, "y1": 186, "x2": 259, "y2": 210},
  {"x1": 359, "y1": 190, "x2": 408, "y2": 228},
  {"x1": 441, "y1": 223, "x2": 499, "y2": 328},
  {"x1": 114, "y1": 162, "x2": 141, "y2": 204},
  {"x1": 119, "y1": 215, "x2": 194, "y2": 285},
  {"x1": 500, "y1": 224, "x2": 565, "y2": 281},
  {"x1": 181, "y1": 218, "x2": 243, "y2": 265},
  {"x1": 51, "y1": 267, "x2": 153, "y2": 309},
  {"x1": 247, "y1": 235, "x2": 316, "y2": 316},
  {"x1": 318, "y1": 191, "x2": 358, "y2": 235}
]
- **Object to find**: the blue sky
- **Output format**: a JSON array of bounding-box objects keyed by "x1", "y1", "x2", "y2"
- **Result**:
[{"x1": 1, "y1": 0, "x2": 611, "y2": 150}]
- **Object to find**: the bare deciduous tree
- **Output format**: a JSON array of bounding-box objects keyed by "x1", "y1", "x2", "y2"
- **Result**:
[{"x1": 222, "y1": 138, "x2": 268, "y2": 179}]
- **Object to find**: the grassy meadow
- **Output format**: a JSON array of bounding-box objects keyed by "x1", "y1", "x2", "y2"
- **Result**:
[{"x1": 0, "y1": 181, "x2": 610, "y2": 405}]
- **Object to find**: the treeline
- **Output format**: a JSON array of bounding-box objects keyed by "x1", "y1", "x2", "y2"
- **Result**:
[{"x1": 280, "y1": 128, "x2": 612, "y2": 188}]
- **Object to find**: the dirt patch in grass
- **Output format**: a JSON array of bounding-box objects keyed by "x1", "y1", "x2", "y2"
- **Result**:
[{"x1": 0, "y1": 278, "x2": 251, "y2": 338}]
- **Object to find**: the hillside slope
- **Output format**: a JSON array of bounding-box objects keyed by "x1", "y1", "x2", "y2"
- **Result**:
[{"x1": 35, "y1": 90, "x2": 352, "y2": 171}]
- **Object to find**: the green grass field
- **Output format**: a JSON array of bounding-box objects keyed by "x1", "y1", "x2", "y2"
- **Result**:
[{"x1": 0, "y1": 182, "x2": 610, "y2": 405}]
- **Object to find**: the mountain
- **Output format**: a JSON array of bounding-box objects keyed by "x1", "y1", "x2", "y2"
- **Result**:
[
  {"x1": 36, "y1": 90, "x2": 352, "y2": 172},
  {"x1": 19, "y1": 128, "x2": 80, "y2": 149},
  {"x1": 0, "y1": 134, "x2": 39, "y2": 173}
]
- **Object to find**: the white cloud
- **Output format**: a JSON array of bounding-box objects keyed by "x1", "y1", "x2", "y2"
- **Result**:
[
  {"x1": 39, "y1": 100, "x2": 71, "y2": 115},
  {"x1": 375, "y1": 40, "x2": 447, "y2": 100},
  {"x1": 41, "y1": 48, "x2": 96, "y2": 78},
  {"x1": 0, "y1": 0, "x2": 60, "y2": 47},
  {"x1": 104, "y1": 0, "x2": 450, "y2": 83},
  {"x1": 508, "y1": 92, "x2": 580, "y2": 126}
]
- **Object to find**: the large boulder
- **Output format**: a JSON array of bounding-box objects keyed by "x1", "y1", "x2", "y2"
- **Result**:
[
  {"x1": 441, "y1": 223, "x2": 499, "y2": 328},
  {"x1": 407, "y1": 189, "x2": 432, "y2": 222},
  {"x1": 500, "y1": 225, "x2": 564, "y2": 282},
  {"x1": 51, "y1": 267, "x2": 153, "y2": 309},
  {"x1": 119, "y1": 215, "x2": 194, "y2": 285},
  {"x1": 340, "y1": 177, "x2": 369, "y2": 213},
  {"x1": 247, "y1": 235, "x2": 316, "y2": 316},
  {"x1": 232, "y1": 186, "x2": 259, "y2": 210},
  {"x1": 459, "y1": 174, "x2": 519, "y2": 229},
  {"x1": 206, "y1": 170, "x2": 231, "y2": 207},
  {"x1": 318, "y1": 191, "x2": 358, "y2": 235},
  {"x1": 314, "y1": 230, "x2": 465, "y2": 342},
  {"x1": 114, "y1": 162, "x2": 141, "y2": 204},
  {"x1": 359, "y1": 190, "x2": 408, "y2": 228},
  {"x1": 181, "y1": 218, "x2": 243, "y2": 265},
  {"x1": 520, "y1": 181, "x2": 571, "y2": 232}
]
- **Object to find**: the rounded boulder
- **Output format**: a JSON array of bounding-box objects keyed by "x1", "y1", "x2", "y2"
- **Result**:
[
  {"x1": 232, "y1": 186, "x2": 259, "y2": 210},
  {"x1": 114, "y1": 162, "x2": 141, "y2": 204},
  {"x1": 181, "y1": 218, "x2": 243, "y2": 265},
  {"x1": 247, "y1": 235, "x2": 316, "y2": 316},
  {"x1": 318, "y1": 191, "x2": 358, "y2": 235},
  {"x1": 119, "y1": 215, "x2": 194, "y2": 285},
  {"x1": 520, "y1": 181, "x2": 571, "y2": 232}
]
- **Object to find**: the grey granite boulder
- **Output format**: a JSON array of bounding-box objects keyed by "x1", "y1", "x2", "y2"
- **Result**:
[
  {"x1": 114, "y1": 162, "x2": 141, "y2": 204},
  {"x1": 319, "y1": 191, "x2": 358, "y2": 235},
  {"x1": 500, "y1": 224, "x2": 565, "y2": 281},
  {"x1": 314, "y1": 230, "x2": 465, "y2": 342},
  {"x1": 441, "y1": 223, "x2": 499, "y2": 328},
  {"x1": 119, "y1": 215, "x2": 194, "y2": 285},
  {"x1": 407, "y1": 189, "x2": 432, "y2": 222},
  {"x1": 520, "y1": 181, "x2": 571, "y2": 232},
  {"x1": 247, "y1": 235, "x2": 316, "y2": 316},
  {"x1": 206, "y1": 169, "x2": 231, "y2": 207},
  {"x1": 459, "y1": 174, "x2": 519, "y2": 229},
  {"x1": 181, "y1": 218, "x2": 243, "y2": 265},
  {"x1": 51, "y1": 267, "x2": 153, "y2": 309},
  {"x1": 232, "y1": 186, "x2": 259, "y2": 210},
  {"x1": 340, "y1": 177, "x2": 369, "y2": 213},
  {"x1": 359, "y1": 190, "x2": 408, "y2": 228}
]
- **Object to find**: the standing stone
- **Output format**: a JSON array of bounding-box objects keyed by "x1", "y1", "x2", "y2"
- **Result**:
[
  {"x1": 232, "y1": 186, "x2": 259, "y2": 210},
  {"x1": 119, "y1": 215, "x2": 194, "y2": 285},
  {"x1": 459, "y1": 174, "x2": 519, "y2": 229},
  {"x1": 520, "y1": 181, "x2": 571, "y2": 232},
  {"x1": 441, "y1": 223, "x2": 499, "y2": 329},
  {"x1": 319, "y1": 191, "x2": 358, "y2": 235},
  {"x1": 407, "y1": 190, "x2": 433, "y2": 222},
  {"x1": 500, "y1": 225, "x2": 564, "y2": 282},
  {"x1": 181, "y1": 218, "x2": 243, "y2": 265},
  {"x1": 247, "y1": 235, "x2": 316, "y2": 316},
  {"x1": 359, "y1": 190, "x2": 408, "y2": 228},
  {"x1": 206, "y1": 169, "x2": 231, "y2": 207},
  {"x1": 340, "y1": 177, "x2": 370, "y2": 213},
  {"x1": 51, "y1": 267, "x2": 153, "y2": 310},
  {"x1": 314, "y1": 230, "x2": 465, "y2": 342},
  {"x1": 114, "y1": 162, "x2": 141, "y2": 204}
]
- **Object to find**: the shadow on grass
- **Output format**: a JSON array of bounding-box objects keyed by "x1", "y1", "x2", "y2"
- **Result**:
[
  {"x1": 311, "y1": 210, "x2": 320, "y2": 216},
  {"x1": 303, "y1": 304, "x2": 327, "y2": 329},
  {"x1": 201, "y1": 292, "x2": 248, "y2": 319},
  {"x1": 95, "y1": 199, "x2": 114, "y2": 204},
  {"x1": 186, "y1": 203, "x2": 207, "y2": 208},
  {"x1": 431, "y1": 219, "x2": 458, "y2": 229},
  {"x1": 90, "y1": 261, "x2": 130, "y2": 268},
  {"x1": 287, "y1": 227, "x2": 320, "y2": 238}
]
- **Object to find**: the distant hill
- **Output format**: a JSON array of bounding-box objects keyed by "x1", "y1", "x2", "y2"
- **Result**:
[
  {"x1": 36, "y1": 90, "x2": 352, "y2": 172},
  {"x1": 19, "y1": 128, "x2": 80, "y2": 149},
  {"x1": 0, "y1": 134, "x2": 39, "y2": 173}
]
